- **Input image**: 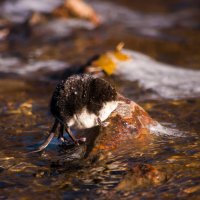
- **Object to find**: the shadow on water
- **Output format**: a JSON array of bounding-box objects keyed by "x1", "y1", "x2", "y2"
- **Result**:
[{"x1": 0, "y1": 0, "x2": 200, "y2": 199}]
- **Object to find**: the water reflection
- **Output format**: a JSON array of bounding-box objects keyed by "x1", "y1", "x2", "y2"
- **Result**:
[{"x1": 0, "y1": 0, "x2": 200, "y2": 199}]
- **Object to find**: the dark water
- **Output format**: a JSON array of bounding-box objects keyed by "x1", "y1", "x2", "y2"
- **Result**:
[{"x1": 0, "y1": 0, "x2": 200, "y2": 199}]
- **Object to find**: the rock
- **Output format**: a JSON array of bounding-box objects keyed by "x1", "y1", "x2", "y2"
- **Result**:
[
  {"x1": 30, "y1": 0, "x2": 101, "y2": 26},
  {"x1": 183, "y1": 185, "x2": 200, "y2": 194},
  {"x1": 1, "y1": 0, "x2": 101, "y2": 41},
  {"x1": 116, "y1": 163, "x2": 166, "y2": 191},
  {"x1": 64, "y1": 0, "x2": 101, "y2": 26},
  {"x1": 85, "y1": 95, "x2": 158, "y2": 161}
]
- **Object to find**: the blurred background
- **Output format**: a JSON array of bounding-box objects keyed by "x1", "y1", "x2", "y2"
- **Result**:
[
  {"x1": 0, "y1": 0, "x2": 200, "y2": 199},
  {"x1": 0, "y1": 0, "x2": 200, "y2": 77}
]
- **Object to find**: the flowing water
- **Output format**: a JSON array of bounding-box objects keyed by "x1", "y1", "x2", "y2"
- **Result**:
[{"x1": 0, "y1": 0, "x2": 200, "y2": 199}]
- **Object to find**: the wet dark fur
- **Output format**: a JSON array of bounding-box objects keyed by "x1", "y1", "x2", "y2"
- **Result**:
[{"x1": 50, "y1": 74, "x2": 117, "y2": 124}]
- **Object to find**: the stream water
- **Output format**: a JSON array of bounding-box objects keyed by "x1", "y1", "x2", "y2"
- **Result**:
[{"x1": 0, "y1": 0, "x2": 200, "y2": 199}]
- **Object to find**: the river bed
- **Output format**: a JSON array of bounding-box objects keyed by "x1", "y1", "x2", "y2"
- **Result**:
[{"x1": 0, "y1": 0, "x2": 200, "y2": 199}]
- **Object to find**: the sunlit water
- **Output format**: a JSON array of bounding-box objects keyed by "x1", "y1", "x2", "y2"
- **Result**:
[
  {"x1": 0, "y1": 0, "x2": 200, "y2": 199},
  {"x1": 116, "y1": 49, "x2": 200, "y2": 99}
]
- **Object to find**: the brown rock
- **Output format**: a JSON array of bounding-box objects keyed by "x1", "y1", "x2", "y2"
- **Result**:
[
  {"x1": 30, "y1": 0, "x2": 101, "y2": 26},
  {"x1": 87, "y1": 95, "x2": 158, "y2": 160},
  {"x1": 116, "y1": 163, "x2": 166, "y2": 191},
  {"x1": 64, "y1": 0, "x2": 101, "y2": 25}
]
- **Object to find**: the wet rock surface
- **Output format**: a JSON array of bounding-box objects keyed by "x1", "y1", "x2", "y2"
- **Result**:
[{"x1": 87, "y1": 98, "x2": 157, "y2": 161}]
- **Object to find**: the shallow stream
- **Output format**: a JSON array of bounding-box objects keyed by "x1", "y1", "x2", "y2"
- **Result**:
[{"x1": 0, "y1": 0, "x2": 200, "y2": 199}]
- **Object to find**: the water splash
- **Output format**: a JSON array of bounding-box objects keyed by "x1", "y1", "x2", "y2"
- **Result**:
[
  {"x1": 0, "y1": 57, "x2": 68, "y2": 76},
  {"x1": 34, "y1": 18, "x2": 95, "y2": 39},
  {"x1": 92, "y1": 1, "x2": 199, "y2": 37},
  {"x1": 149, "y1": 123, "x2": 184, "y2": 137},
  {"x1": 0, "y1": 0, "x2": 62, "y2": 23},
  {"x1": 116, "y1": 49, "x2": 200, "y2": 99}
]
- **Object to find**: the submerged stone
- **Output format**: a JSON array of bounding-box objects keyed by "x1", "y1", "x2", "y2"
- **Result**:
[
  {"x1": 83, "y1": 95, "x2": 158, "y2": 161},
  {"x1": 116, "y1": 163, "x2": 166, "y2": 191}
]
